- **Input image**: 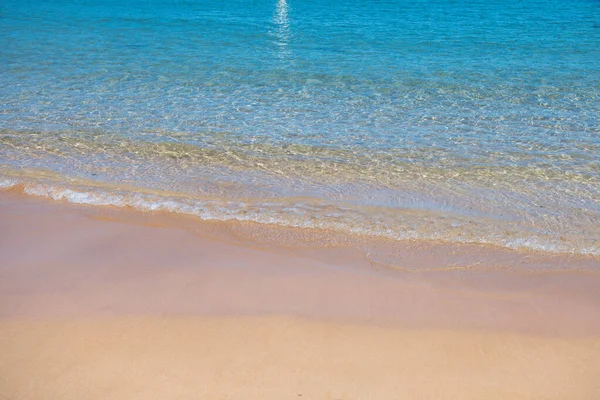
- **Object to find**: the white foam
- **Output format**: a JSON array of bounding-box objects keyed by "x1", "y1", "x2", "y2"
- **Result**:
[
  {"x1": 2, "y1": 175, "x2": 598, "y2": 257},
  {"x1": 0, "y1": 177, "x2": 19, "y2": 189},
  {"x1": 23, "y1": 184, "x2": 127, "y2": 207}
]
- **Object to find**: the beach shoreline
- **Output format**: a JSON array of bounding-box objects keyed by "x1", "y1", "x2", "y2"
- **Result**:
[
  {"x1": 1, "y1": 191, "x2": 600, "y2": 398},
  {"x1": 3, "y1": 0, "x2": 599, "y2": 397},
  {"x1": 1, "y1": 190, "x2": 600, "y2": 332}
]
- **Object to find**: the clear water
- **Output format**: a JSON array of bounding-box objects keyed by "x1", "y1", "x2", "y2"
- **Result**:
[{"x1": 1, "y1": 0, "x2": 600, "y2": 254}]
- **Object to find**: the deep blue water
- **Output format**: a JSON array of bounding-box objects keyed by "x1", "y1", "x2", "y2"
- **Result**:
[{"x1": 1, "y1": 0, "x2": 600, "y2": 254}]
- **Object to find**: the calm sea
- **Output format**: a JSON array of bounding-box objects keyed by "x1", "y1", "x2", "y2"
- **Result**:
[{"x1": 1, "y1": 0, "x2": 599, "y2": 254}]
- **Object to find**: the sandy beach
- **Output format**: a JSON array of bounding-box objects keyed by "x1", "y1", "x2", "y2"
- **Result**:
[
  {"x1": 3, "y1": 0, "x2": 600, "y2": 397},
  {"x1": 2, "y1": 317, "x2": 600, "y2": 400},
  {"x1": 1, "y1": 191, "x2": 600, "y2": 399}
]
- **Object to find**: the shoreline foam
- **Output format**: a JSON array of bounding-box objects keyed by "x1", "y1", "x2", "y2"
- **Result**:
[{"x1": 2, "y1": 168, "x2": 599, "y2": 256}]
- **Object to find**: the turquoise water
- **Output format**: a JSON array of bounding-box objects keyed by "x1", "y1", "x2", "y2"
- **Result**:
[{"x1": 1, "y1": 0, "x2": 599, "y2": 254}]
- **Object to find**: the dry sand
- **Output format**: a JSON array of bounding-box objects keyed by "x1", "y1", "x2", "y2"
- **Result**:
[
  {"x1": 1, "y1": 191, "x2": 599, "y2": 399},
  {"x1": 2, "y1": 317, "x2": 600, "y2": 400}
]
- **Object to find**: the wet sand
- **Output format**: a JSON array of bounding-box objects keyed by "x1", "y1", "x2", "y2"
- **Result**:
[{"x1": 1, "y1": 191, "x2": 600, "y2": 399}]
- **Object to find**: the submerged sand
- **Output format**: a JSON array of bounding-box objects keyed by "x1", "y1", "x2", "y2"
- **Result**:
[{"x1": 1, "y1": 191, "x2": 599, "y2": 399}]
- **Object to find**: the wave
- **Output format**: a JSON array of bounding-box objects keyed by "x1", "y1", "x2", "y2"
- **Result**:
[{"x1": 1, "y1": 170, "x2": 598, "y2": 256}]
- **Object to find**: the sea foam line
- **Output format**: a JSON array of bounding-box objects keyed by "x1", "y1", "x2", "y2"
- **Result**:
[{"x1": 0, "y1": 175, "x2": 598, "y2": 256}]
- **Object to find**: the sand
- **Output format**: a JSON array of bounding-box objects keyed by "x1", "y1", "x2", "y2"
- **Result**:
[
  {"x1": 2, "y1": 317, "x2": 600, "y2": 400},
  {"x1": 1, "y1": 191, "x2": 600, "y2": 399}
]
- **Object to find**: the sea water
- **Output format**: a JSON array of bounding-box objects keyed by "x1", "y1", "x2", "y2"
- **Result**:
[{"x1": 1, "y1": 0, "x2": 599, "y2": 254}]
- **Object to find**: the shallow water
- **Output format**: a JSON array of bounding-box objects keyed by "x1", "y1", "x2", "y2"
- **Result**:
[{"x1": 1, "y1": 0, "x2": 599, "y2": 254}]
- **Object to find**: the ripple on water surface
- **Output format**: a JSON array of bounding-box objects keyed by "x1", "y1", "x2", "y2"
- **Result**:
[{"x1": 0, "y1": 0, "x2": 599, "y2": 255}]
